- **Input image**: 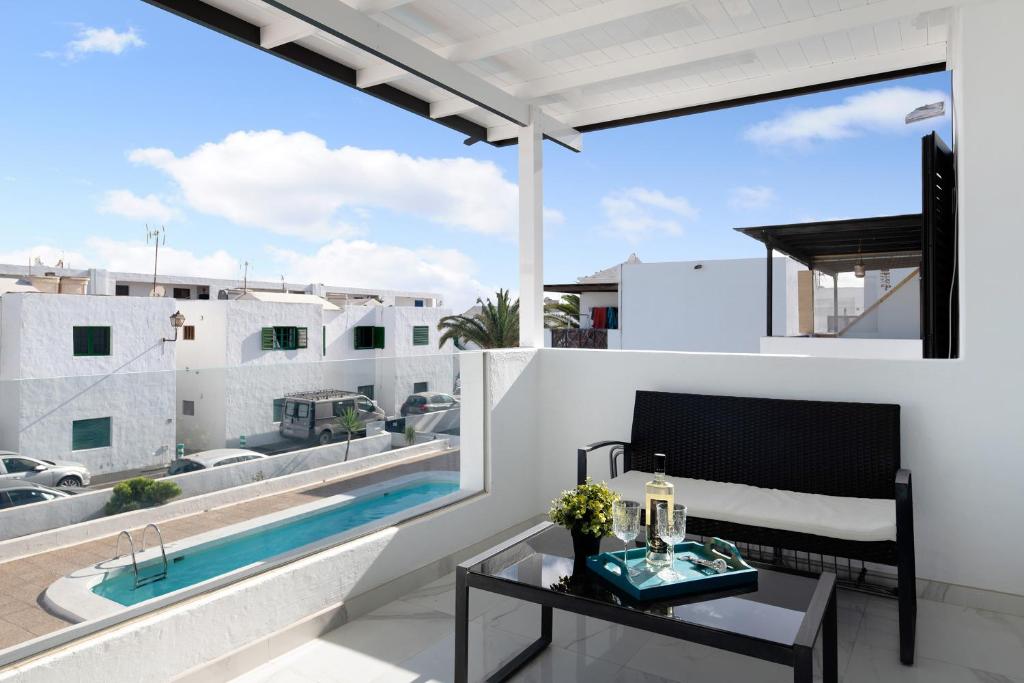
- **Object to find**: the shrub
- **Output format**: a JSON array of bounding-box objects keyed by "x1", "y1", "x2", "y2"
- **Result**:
[
  {"x1": 105, "y1": 477, "x2": 182, "y2": 516},
  {"x1": 549, "y1": 479, "x2": 618, "y2": 538},
  {"x1": 404, "y1": 425, "x2": 416, "y2": 446}
]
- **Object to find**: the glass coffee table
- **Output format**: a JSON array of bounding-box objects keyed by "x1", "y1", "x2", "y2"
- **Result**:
[{"x1": 455, "y1": 522, "x2": 837, "y2": 683}]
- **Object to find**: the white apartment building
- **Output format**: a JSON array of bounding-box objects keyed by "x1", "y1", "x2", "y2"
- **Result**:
[
  {"x1": 0, "y1": 293, "x2": 177, "y2": 474},
  {"x1": 550, "y1": 256, "x2": 921, "y2": 358},
  {"x1": 0, "y1": 262, "x2": 443, "y2": 308},
  {"x1": 175, "y1": 297, "x2": 454, "y2": 451}
]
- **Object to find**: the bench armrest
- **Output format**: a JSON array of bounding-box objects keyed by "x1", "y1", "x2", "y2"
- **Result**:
[
  {"x1": 895, "y1": 468, "x2": 913, "y2": 534},
  {"x1": 577, "y1": 440, "x2": 629, "y2": 485}
]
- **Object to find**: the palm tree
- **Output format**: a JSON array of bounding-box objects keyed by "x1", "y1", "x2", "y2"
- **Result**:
[
  {"x1": 545, "y1": 294, "x2": 580, "y2": 329},
  {"x1": 437, "y1": 289, "x2": 519, "y2": 349},
  {"x1": 338, "y1": 408, "x2": 362, "y2": 461}
]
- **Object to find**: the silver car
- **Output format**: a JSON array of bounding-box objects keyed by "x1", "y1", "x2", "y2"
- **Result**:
[
  {"x1": 0, "y1": 452, "x2": 91, "y2": 487},
  {"x1": 167, "y1": 448, "x2": 268, "y2": 476},
  {"x1": 0, "y1": 480, "x2": 72, "y2": 509}
]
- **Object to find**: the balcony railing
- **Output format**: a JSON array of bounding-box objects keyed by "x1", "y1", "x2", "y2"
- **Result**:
[{"x1": 550, "y1": 328, "x2": 608, "y2": 349}]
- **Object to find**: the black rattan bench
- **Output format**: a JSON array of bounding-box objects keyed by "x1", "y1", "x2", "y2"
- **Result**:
[{"x1": 577, "y1": 390, "x2": 916, "y2": 665}]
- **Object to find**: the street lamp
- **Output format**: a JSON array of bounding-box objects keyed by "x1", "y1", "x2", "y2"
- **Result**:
[{"x1": 164, "y1": 310, "x2": 186, "y2": 342}]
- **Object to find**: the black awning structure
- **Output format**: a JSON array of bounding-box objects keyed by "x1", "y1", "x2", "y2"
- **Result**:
[
  {"x1": 735, "y1": 214, "x2": 923, "y2": 276},
  {"x1": 735, "y1": 132, "x2": 957, "y2": 359},
  {"x1": 543, "y1": 282, "x2": 618, "y2": 294}
]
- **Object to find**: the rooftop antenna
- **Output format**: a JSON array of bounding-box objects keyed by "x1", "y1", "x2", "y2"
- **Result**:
[
  {"x1": 145, "y1": 225, "x2": 165, "y2": 296},
  {"x1": 242, "y1": 261, "x2": 252, "y2": 293},
  {"x1": 281, "y1": 275, "x2": 286, "y2": 292}
]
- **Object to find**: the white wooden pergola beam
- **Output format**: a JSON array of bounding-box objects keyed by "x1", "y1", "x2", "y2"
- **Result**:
[
  {"x1": 351, "y1": 0, "x2": 686, "y2": 89},
  {"x1": 356, "y1": 62, "x2": 406, "y2": 88},
  {"x1": 349, "y1": 0, "x2": 417, "y2": 12},
  {"x1": 511, "y1": 0, "x2": 964, "y2": 100},
  {"x1": 429, "y1": 96, "x2": 477, "y2": 119},
  {"x1": 260, "y1": 16, "x2": 315, "y2": 49},
  {"x1": 262, "y1": 0, "x2": 581, "y2": 150},
  {"x1": 440, "y1": 0, "x2": 685, "y2": 64},
  {"x1": 567, "y1": 43, "x2": 948, "y2": 129},
  {"x1": 486, "y1": 42, "x2": 946, "y2": 142}
]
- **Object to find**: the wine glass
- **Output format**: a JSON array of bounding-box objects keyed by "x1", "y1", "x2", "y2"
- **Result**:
[
  {"x1": 611, "y1": 500, "x2": 641, "y2": 580},
  {"x1": 656, "y1": 503, "x2": 687, "y2": 582}
]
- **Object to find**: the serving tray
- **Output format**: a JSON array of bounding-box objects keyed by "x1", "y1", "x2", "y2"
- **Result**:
[{"x1": 586, "y1": 537, "x2": 758, "y2": 601}]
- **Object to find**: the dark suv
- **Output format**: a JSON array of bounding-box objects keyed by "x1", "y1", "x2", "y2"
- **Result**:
[{"x1": 400, "y1": 392, "x2": 459, "y2": 416}]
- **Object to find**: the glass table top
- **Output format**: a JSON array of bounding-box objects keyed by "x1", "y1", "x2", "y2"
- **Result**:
[{"x1": 469, "y1": 524, "x2": 823, "y2": 646}]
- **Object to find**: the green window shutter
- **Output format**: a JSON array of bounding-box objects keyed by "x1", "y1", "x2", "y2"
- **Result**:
[
  {"x1": 354, "y1": 326, "x2": 373, "y2": 350},
  {"x1": 73, "y1": 326, "x2": 111, "y2": 356},
  {"x1": 72, "y1": 417, "x2": 111, "y2": 450},
  {"x1": 297, "y1": 327, "x2": 308, "y2": 349},
  {"x1": 261, "y1": 327, "x2": 275, "y2": 350},
  {"x1": 373, "y1": 326, "x2": 386, "y2": 349},
  {"x1": 412, "y1": 326, "x2": 429, "y2": 346},
  {"x1": 322, "y1": 327, "x2": 326, "y2": 356}
]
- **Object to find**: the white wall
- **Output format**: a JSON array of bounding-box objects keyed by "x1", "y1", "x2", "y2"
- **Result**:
[
  {"x1": 844, "y1": 269, "x2": 921, "y2": 340},
  {"x1": 620, "y1": 257, "x2": 793, "y2": 353},
  {"x1": 760, "y1": 336, "x2": 923, "y2": 360},
  {"x1": 0, "y1": 294, "x2": 177, "y2": 472}
]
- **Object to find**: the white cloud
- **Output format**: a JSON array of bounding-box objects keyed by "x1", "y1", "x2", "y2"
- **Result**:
[
  {"x1": 543, "y1": 207, "x2": 566, "y2": 225},
  {"x1": 99, "y1": 190, "x2": 178, "y2": 223},
  {"x1": 128, "y1": 130, "x2": 554, "y2": 241},
  {"x1": 85, "y1": 238, "x2": 241, "y2": 279},
  {"x1": 600, "y1": 187, "x2": 697, "y2": 242},
  {"x1": 744, "y1": 87, "x2": 950, "y2": 147},
  {"x1": 729, "y1": 185, "x2": 776, "y2": 210},
  {"x1": 47, "y1": 26, "x2": 145, "y2": 61},
  {"x1": 267, "y1": 239, "x2": 491, "y2": 312},
  {"x1": 0, "y1": 245, "x2": 88, "y2": 270}
]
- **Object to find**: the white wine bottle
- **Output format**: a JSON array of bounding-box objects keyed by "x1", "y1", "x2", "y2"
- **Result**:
[{"x1": 645, "y1": 453, "x2": 675, "y2": 568}]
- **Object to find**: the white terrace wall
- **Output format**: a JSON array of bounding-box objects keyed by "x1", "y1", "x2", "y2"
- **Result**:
[
  {"x1": 619, "y1": 257, "x2": 798, "y2": 353},
  {"x1": 0, "y1": 294, "x2": 177, "y2": 472}
]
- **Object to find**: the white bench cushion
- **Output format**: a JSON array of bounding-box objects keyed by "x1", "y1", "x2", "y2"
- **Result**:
[{"x1": 605, "y1": 470, "x2": 896, "y2": 543}]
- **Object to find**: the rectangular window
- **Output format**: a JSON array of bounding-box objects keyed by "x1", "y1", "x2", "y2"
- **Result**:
[
  {"x1": 354, "y1": 326, "x2": 385, "y2": 350},
  {"x1": 173, "y1": 287, "x2": 191, "y2": 300},
  {"x1": 357, "y1": 384, "x2": 375, "y2": 400},
  {"x1": 183, "y1": 325, "x2": 196, "y2": 341},
  {"x1": 415, "y1": 299, "x2": 424, "y2": 308},
  {"x1": 115, "y1": 284, "x2": 129, "y2": 296},
  {"x1": 72, "y1": 417, "x2": 111, "y2": 450},
  {"x1": 273, "y1": 398, "x2": 285, "y2": 422},
  {"x1": 261, "y1": 326, "x2": 308, "y2": 351},
  {"x1": 182, "y1": 400, "x2": 195, "y2": 417},
  {"x1": 414, "y1": 381, "x2": 429, "y2": 393},
  {"x1": 412, "y1": 326, "x2": 429, "y2": 346},
  {"x1": 73, "y1": 326, "x2": 111, "y2": 356}
]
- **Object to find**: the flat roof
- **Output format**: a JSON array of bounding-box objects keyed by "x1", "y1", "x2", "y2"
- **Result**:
[
  {"x1": 143, "y1": 0, "x2": 955, "y2": 149},
  {"x1": 735, "y1": 214, "x2": 923, "y2": 275}
]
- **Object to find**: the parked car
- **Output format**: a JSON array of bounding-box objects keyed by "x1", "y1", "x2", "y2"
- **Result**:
[
  {"x1": 0, "y1": 480, "x2": 72, "y2": 509},
  {"x1": 0, "y1": 451, "x2": 92, "y2": 487},
  {"x1": 167, "y1": 448, "x2": 268, "y2": 476},
  {"x1": 400, "y1": 392, "x2": 460, "y2": 416},
  {"x1": 279, "y1": 390, "x2": 386, "y2": 445}
]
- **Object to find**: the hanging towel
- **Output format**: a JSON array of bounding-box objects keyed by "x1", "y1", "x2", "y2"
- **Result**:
[
  {"x1": 591, "y1": 307, "x2": 606, "y2": 329},
  {"x1": 607, "y1": 307, "x2": 619, "y2": 330}
]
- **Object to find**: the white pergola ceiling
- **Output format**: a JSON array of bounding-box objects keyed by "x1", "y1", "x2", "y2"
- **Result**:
[{"x1": 149, "y1": 0, "x2": 965, "y2": 149}]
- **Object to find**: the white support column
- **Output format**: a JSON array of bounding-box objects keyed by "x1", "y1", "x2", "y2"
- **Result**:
[{"x1": 518, "y1": 108, "x2": 544, "y2": 348}]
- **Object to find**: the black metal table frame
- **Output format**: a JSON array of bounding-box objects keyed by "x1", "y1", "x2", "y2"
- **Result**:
[{"x1": 455, "y1": 523, "x2": 837, "y2": 683}]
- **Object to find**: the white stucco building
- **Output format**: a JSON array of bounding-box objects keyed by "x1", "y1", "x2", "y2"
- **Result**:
[
  {"x1": 0, "y1": 293, "x2": 177, "y2": 474},
  {"x1": 175, "y1": 298, "x2": 455, "y2": 451}
]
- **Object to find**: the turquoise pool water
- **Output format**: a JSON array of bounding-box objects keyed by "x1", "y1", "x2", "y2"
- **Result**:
[{"x1": 93, "y1": 479, "x2": 459, "y2": 606}]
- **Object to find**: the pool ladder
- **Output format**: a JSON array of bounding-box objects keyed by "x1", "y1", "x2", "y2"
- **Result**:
[{"x1": 112, "y1": 524, "x2": 169, "y2": 588}]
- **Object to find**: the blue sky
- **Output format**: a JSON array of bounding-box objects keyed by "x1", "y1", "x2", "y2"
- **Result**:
[{"x1": 0, "y1": 1, "x2": 952, "y2": 310}]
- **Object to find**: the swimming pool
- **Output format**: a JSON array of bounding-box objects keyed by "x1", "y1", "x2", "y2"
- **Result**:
[{"x1": 90, "y1": 478, "x2": 459, "y2": 607}]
